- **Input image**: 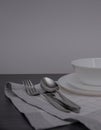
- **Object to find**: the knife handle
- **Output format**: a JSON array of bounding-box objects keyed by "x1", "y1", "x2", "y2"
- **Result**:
[
  {"x1": 43, "y1": 93, "x2": 70, "y2": 113},
  {"x1": 57, "y1": 91, "x2": 81, "y2": 113}
]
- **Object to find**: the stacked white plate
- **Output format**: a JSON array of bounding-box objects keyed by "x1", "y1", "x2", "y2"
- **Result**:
[
  {"x1": 58, "y1": 58, "x2": 101, "y2": 96},
  {"x1": 58, "y1": 73, "x2": 101, "y2": 96}
]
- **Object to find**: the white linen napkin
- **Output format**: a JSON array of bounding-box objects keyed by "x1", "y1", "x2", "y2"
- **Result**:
[{"x1": 5, "y1": 82, "x2": 101, "y2": 130}]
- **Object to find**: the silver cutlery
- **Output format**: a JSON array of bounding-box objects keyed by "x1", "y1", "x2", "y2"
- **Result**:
[
  {"x1": 22, "y1": 80, "x2": 39, "y2": 96},
  {"x1": 40, "y1": 77, "x2": 81, "y2": 113},
  {"x1": 22, "y1": 80, "x2": 70, "y2": 112}
]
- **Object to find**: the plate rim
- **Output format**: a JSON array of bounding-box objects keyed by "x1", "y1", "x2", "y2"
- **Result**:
[{"x1": 58, "y1": 73, "x2": 101, "y2": 96}]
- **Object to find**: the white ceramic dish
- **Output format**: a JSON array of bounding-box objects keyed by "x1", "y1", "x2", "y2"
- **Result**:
[
  {"x1": 72, "y1": 58, "x2": 101, "y2": 86},
  {"x1": 58, "y1": 73, "x2": 101, "y2": 96}
]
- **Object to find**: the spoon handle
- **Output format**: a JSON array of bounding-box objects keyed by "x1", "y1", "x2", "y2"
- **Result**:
[
  {"x1": 43, "y1": 93, "x2": 70, "y2": 113},
  {"x1": 57, "y1": 91, "x2": 80, "y2": 113}
]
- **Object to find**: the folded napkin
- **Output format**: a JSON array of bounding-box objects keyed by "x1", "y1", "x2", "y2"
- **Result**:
[{"x1": 5, "y1": 82, "x2": 101, "y2": 130}]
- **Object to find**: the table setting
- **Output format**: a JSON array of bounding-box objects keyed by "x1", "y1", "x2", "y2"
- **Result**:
[{"x1": 4, "y1": 58, "x2": 101, "y2": 130}]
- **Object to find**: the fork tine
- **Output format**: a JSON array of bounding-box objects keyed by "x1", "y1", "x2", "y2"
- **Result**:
[
  {"x1": 27, "y1": 80, "x2": 37, "y2": 94},
  {"x1": 26, "y1": 80, "x2": 35, "y2": 95},
  {"x1": 23, "y1": 80, "x2": 31, "y2": 95},
  {"x1": 23, "y1": 80, "x2": 39, "y2": 96},
  {"x1": 28, "y1": 80, "x2": 33, "y2": 86},
  {"x1": 28, "y1": 80, "x2": 37, "y2": 92}
]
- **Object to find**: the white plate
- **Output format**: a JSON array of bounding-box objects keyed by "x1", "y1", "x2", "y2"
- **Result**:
[{"x1": 58, "y1": 73, "x2": 101, "y2": 96}]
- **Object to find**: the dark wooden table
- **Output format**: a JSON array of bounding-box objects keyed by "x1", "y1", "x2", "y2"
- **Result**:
[{"x1": 0, "y1": 74, "x2": 90, "y2": 130}]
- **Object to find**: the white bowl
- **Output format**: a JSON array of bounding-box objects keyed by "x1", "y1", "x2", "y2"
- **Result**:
[{"x1": 71, "y1": 58, "x2": 101, "y2": 86}]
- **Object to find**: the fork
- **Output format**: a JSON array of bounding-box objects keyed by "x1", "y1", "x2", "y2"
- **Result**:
[
  {"x1": 22, "y1": 80, "x2": 70, "y2": 112},
  {"x1": 23, "y1": 80, "x2": 39, "y2": 96}
]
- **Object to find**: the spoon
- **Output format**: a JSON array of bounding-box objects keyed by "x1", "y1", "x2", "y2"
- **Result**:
[
  {"x1": 40, "y1": 77, "x2": 81, "y2": 113},
  {"x1": 42, "y1": 93, "x2": 70, "y2": 113}
]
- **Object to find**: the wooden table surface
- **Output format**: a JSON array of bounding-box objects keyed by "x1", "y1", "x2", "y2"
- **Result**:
[{"x1": 0, "y1": 74, "x2": 90, "y2": 130}]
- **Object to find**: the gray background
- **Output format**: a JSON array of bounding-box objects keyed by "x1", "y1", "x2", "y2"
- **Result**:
[{"x1": 0, "y1": 0, "x2": 101, "y2": 74}]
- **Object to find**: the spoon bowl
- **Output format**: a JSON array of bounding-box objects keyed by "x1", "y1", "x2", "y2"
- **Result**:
[
  {"x1": 40, "y1": 77, "x2": 81, "y2": 113},
  {"x1": 40, "y1": 77, "x2": 59, "y2": 92}
]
